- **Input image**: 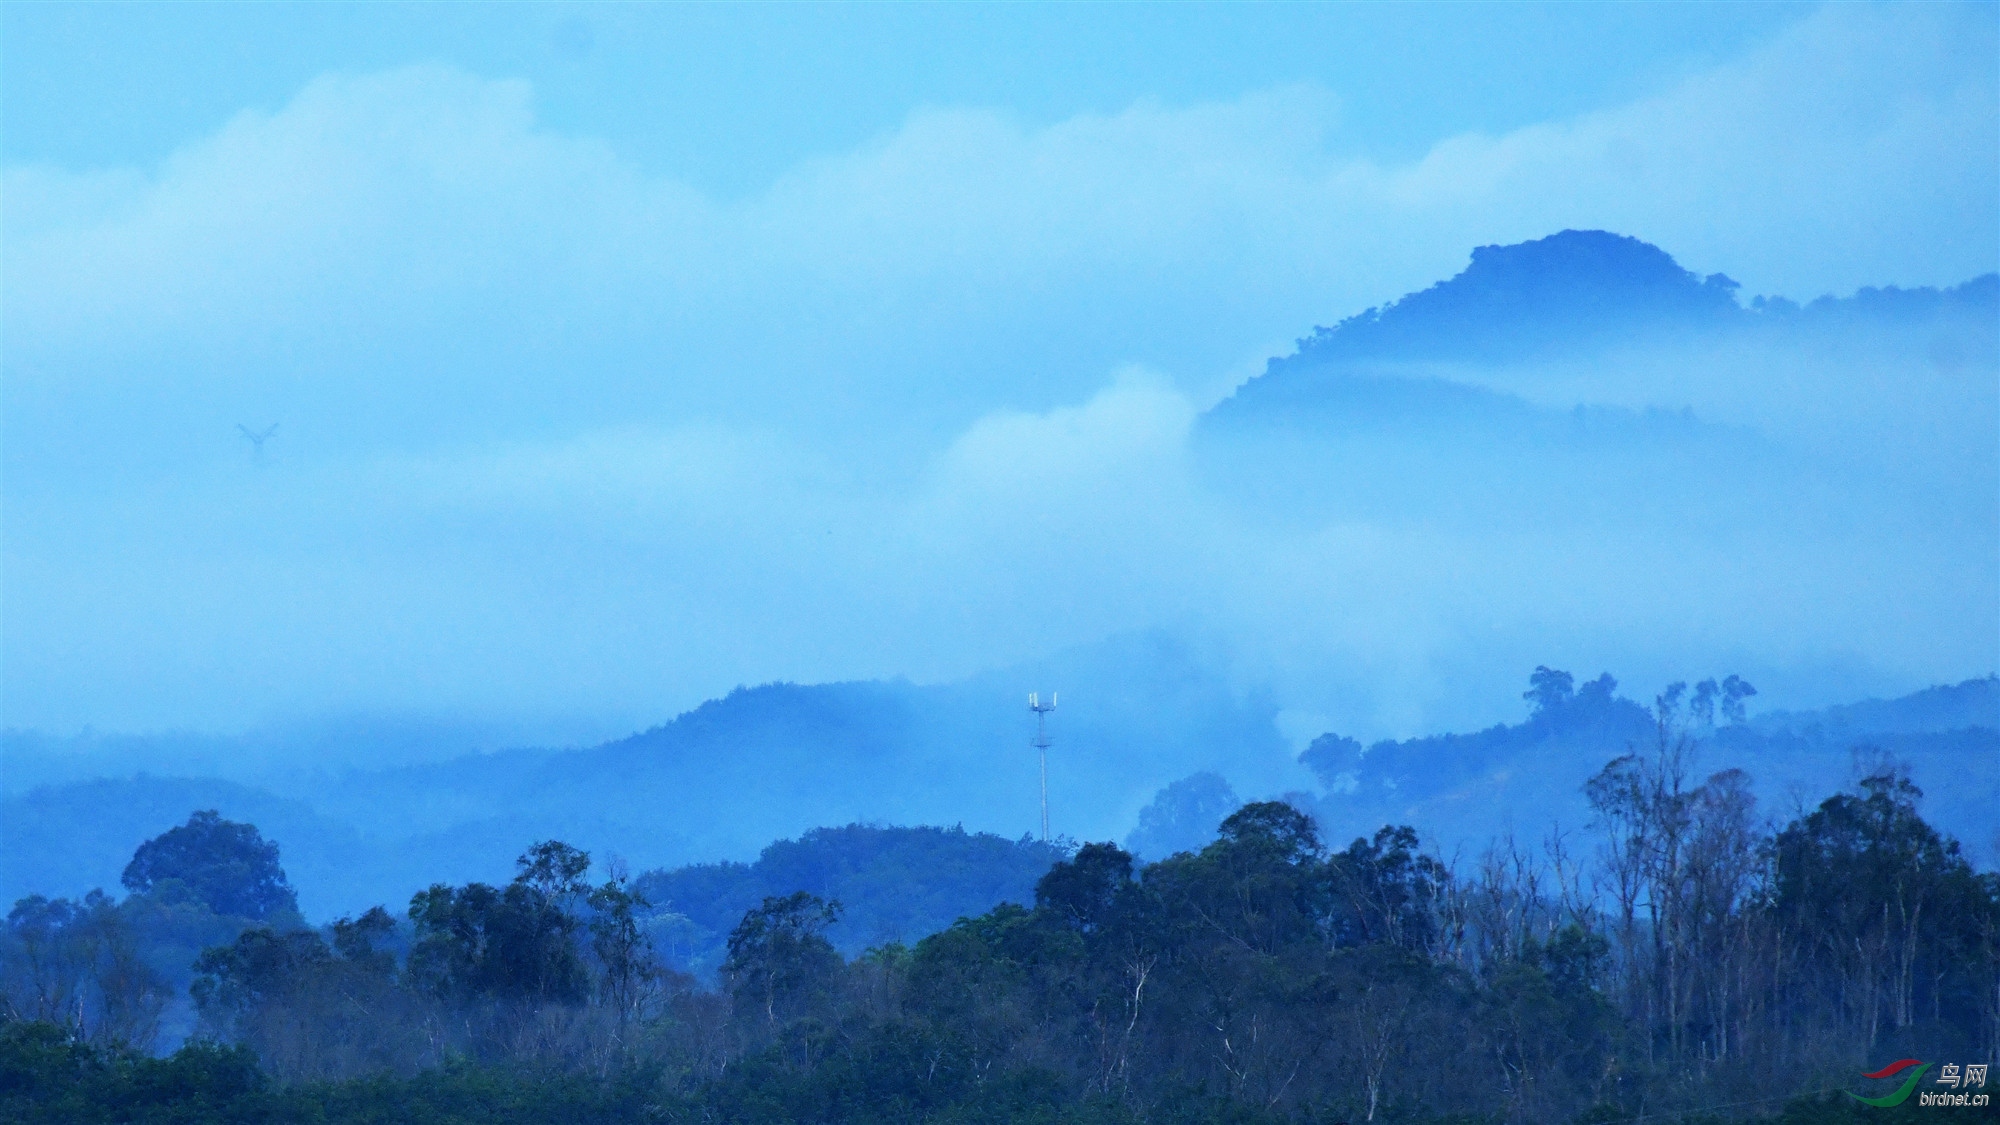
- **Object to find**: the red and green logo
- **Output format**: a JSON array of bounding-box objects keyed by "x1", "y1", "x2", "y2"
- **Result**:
[{"x1": 1847, "y1": 1059, "x2": 1931, "y2": 1107}]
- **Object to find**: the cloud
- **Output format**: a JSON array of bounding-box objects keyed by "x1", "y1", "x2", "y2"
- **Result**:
[
  {"x1": 1, "y1": 3, "x2": 1994, "y2": 737},
  {"x1": 6, "y1": 4, "x2": 1992, "y2": 421},
  {"x1": 1371, "y1": 3, "x2": 1998, "y2": 296},
  {"x1": 933, "y1": 369, "x2": 1194, "y2": 498}
]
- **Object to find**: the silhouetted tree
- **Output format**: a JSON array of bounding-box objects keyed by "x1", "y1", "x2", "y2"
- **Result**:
[
  {"x1": 588, "y1": 873, "x2": 662, "y2": 1041},
  {"x1": 1524, "y1": 666, "x2": 1575, "y2": 716},
  {"x1": 1, "y1": 891, "x2": 166, "y2": 1049},
  {"x1": 722, "y1": 891, "x2": 844, "y2": 1055},
  {"x1": 1771, "y1": 770, "x2": 1998, "y2": 1056},
  {"x1": 120, "y1": 811, "x2": 298, "y2": 921},
  {"x1": 1126, "y1": 773, "x2": 1240, "y2": 860}
]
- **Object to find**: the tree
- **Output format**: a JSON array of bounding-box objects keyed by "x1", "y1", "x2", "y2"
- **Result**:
[
  {"x1": 588, "y1": 873, "x2": 662, "y2": 1040},
  {"x1": 330, "y1": 907, "x2": 398, "y2": 977},
  {"x1": 1771, "y1": 771, "x2": 1995, "y2": 1051},
  {"x1": 1035, "y1": 843, "x2": 1135, "y2": 935},
  {"x1": 1126, "y1": 773, "x2": 1240, "y2": 859},
  {"x1": 190, "y1": 907, "x2": 413, "y2": 1080},
  {"x1": 517, "y1": 840, "x2": 592, "y2": 901},
  {"x1": 1298, "y1": 734, "x2": 1364, "y2": 793},
  {"x1": 1688, "y1": 675, "x2": 1757, "y2": 728},
  {"x1": 1217, "y1": 801, "x2": 1321, "y2": 867},
  {"x1": 120, "y1": 811, "x2": 298, "y2": 921},
  {"x1": 407, "y1": 881, "x2": 588, "y2": 1007},
  {"x1": 3, "y1": 896, "x2": 84, "y2": 1024},
  {"x1": 1142, "y1": 801, "x2": 1326, "y2": 959},
  {"x1": 1586, "y1": 689, "x2": 1766, "y2": 1068},
  {"x1": 1, "y1": 892, "x2": 167, "y2": 1049},
  {"x1": 722, "y1": 891, "x2": 844, "y2": 1043},
  {"x1": 191, "y1": 926, "x2": 334, "y2": 1074},
  {"x1": 405, "y1": 842, "x2": 597, "y2": 1014},
  {"x1": 1524, "y1": 666, "x2": 1575, "y2": 716},
  {"x1": 1330, "y1": 942, "x2": 1454, "y2": 1123},
  {"x1": 1324, "y1": 826, "x2": 1451, "y2": 953}
]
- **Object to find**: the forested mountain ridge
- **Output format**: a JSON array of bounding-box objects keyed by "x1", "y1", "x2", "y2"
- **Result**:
[
  {"x1": 1207, "y1": 228, "x2": 1998, "y2": 426},
  {"x1": 1291, "y1": 672, "x2": 1998, "y2": 866},
  {"x1": 6, "y1": 672, "x2": 1993, "y2": 924},
  {"x1": 1314, "y1": 230, "x2": 1740, "y2": 350},
  {"x1": 635, "y1": 824, "x2": 1067, "y2": 978},
  {"x1": 1, "y1": 633, "x2": 1292, "y2": 917},
  {"x1": 8, "y1": 768, "x2": 1994, "y2": 1124},
  {"x1": 5, "y1": 230, "x2": 1994, "y2": 921},
  {"x1": 1195, "y1": 231, "x2": 1995, "y2": 538},
  {"x1": 1746, "y1": 674, "x2": 2000, "y2": 738},
  {"x1": 290, "y1": 634, "x2": 1291, "y2": 886}
]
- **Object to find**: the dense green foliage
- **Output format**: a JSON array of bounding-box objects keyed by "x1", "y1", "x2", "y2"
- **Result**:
[
  {"x1": 5, "y1": 702, "x2": 1997, "y2": 1123},
  {"x1": 8, "y1": 672, "x2": 1992, "y2": 929},
  {"x1": 636, "y1": 824, "x2": 1067, "y2": 976},
  {"x1": 120, "y1": 809, "x2": 300, "y2": 922},
  {"x1": 1124, "y1": 772, "x2": 1240, "y2": 861},
  {"x1": 0, "y1": 1016, "x2": 1976, "y2": 1125},
  {"x1": 1, "y1": 811, "x2": 303, "y2": 1051},
  {"x1": 1288, "y1": 674, "x2": 1998, "y2": 869}
]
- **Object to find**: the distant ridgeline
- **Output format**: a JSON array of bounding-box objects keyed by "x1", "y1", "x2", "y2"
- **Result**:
[
  {"x1": 4, "y1": 227, "x2": 1995, "y2": 923},
  {"x1": 633, "y1": 824, "x2": 1067, "y2": 978},
  {"x1": 0, "y1": 632, "x2": 1293, "y2": 919},
  {"x1": 1279, "y1": 229, "x2": 1750, "y2": 364},
  {"x1": 7, "y1": 671, "x2": 1999, "y2": 1119},
  {"x1": 1280, "y1": 671, "x2": 1999, "y2": 862},
  {"x1": 1204, "y1": 227, "x2": 1999, "y2": 432},
  {"x1": 5, "y1": 670, "x2": 1997, "y2": 926},
  {"x1": 7, "y1": 769, "x2": 1997, "y2": 1124}
]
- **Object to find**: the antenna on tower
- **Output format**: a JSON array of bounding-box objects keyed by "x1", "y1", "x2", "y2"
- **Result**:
[{"x1": 1028, "y1": 691, "x2": 1057, "y2": 842}]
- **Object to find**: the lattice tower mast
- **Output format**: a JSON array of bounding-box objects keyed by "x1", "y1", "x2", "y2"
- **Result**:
[{"x1": 1028, "y1": 692, "x2": 1057, "y2": 842}]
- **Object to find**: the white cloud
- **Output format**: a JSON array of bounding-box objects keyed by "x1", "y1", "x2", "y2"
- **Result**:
[
  {"x1": 934, "y1": 369, "x2": 1194, "y2": 497},
  {"x1": 1369, "y1": 3, "x2": 1998, "y2": 294},
  {"x1": 5, "y1": 4, "x2": 1991, "y2": 410},
  {"x1": 1, "y1": 3, "x2": 1993, "y2": 735}
]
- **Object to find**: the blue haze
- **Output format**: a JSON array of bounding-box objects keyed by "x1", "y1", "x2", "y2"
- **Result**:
[{"x1": 1, "y1": 3, "x2": 1996, "y2": 918}]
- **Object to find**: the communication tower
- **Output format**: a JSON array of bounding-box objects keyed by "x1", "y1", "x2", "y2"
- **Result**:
[{"x1": 1028, "y1": 692, "x2": 1057, "y2": 842}]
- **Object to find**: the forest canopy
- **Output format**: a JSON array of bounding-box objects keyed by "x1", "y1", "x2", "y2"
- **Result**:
[{"x1": 5, "y1": 692, "x2": 1996, "y2": 1124}]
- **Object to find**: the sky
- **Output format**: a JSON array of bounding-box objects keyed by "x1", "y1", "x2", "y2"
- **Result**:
[
  {"x1": 4, "y1": 3, "x2": 1822, "y2": 192},
  {"x1": 2, "y1": 1, "x2": 1996, "y2": 746}
]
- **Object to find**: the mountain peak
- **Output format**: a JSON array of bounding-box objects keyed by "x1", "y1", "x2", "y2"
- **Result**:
[{"x1": 1296, "y1": 229, "x2": 1743, "y2": 365}]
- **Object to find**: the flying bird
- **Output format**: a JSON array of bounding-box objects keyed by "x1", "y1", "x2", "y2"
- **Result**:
[{"x1": 237, "y1": 423, "x2": 278, "y2": 457}]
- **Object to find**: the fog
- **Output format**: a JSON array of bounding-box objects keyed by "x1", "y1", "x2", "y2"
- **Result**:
[
  {"x1": 10, "y1": 13, "x2": 2000, "y2": 1118},
  {"x1": 3, "y1": 2, "x2": 1995, "y2": 765}
]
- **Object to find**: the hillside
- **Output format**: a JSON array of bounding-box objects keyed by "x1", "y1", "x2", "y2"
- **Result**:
[
  {"x1": 2, "y1": 633, "x2": 1292, "y2": 918},
  {"x1": 1198, "y1": 232, "x2": 1996, "y2": 524},
  {"x1": 1210, "y1": 229, "x2": 1996, "y2": 423},
  {"x1": 634, "y1": 824, "x2": 1066, "y2": 977},
  {"x1": 6, "y1": 229, "x2": 1994, "y2": 917},
  {"x1": 1291, "y1": 673, "x2": 2000, "y2": 863},
  {"x1": 6, "y1": 671, "x2": 1994, "y2": 926},
  {"x1": 1278, "y1": 229, "x2": 1747, "y2": 367},
  {"x1": 0, "y1": 776, "x2": 390, "y2": 921}
]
